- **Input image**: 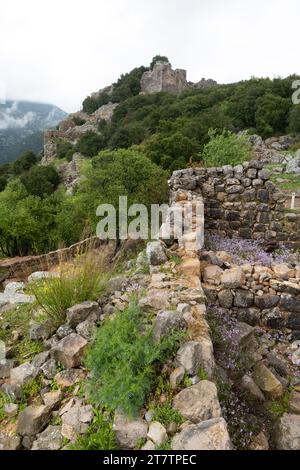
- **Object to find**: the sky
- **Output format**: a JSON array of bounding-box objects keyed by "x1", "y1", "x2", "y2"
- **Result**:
[{"x1": 0, "y1": 0, "x2": 299, "y2": 113}]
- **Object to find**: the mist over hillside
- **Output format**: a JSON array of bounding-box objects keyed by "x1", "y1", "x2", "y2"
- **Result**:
[{"x1": 0, "y1": 100, "x2": 66, "y2": 164}]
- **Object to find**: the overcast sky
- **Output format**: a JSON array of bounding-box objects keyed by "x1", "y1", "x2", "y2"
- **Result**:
[{"x1": 0, "y1": 0, "x2": 299, "y2": 112}]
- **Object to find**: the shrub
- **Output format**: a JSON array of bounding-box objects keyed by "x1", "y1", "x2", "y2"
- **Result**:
[
  {"x1": 68, "y1": 408, "x2": 117, "y2": 450},
  {"x1": 151, "y1": 402, "x2": 184, "y2": 426},
  {"x1": 76, "y1": 132, "x2": 106, "y2": 157},
  {"x1": 21, "y1": 165, "x2": 60, "y2": 198},
  {"x1": 201, "y1": 128, "x2": 252, "y2": 167},
  {"x1": 0, "y1": 390, "x2": 10, "y2": 422},
  {"x1": 86, "y1": 300, "x2": 184, "y2": 416},
  {"x1": 56, "y1": 139, "x2": 74, "y2": 161},
  {"x1": 28, "y1": 250, "x2": 109, "y2": 326}
]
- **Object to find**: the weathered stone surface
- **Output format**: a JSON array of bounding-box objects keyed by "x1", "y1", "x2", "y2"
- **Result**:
[
  {"x1": 113, "y1": 412, "x2": 148, "y2": 449},
  {"x1": 42, "y1": 390, "x2": 62, "y2": 408},
  {"x1": 10, "y1": 362, "x2": 39, "y2": 387},
  {"x1": 220, "y1": 267, "x2": 245, "y2": 289},
  {"x1": 147, "y1": 421, "x2": 167, "y2": 446},
  {"x1": 141, "y1": 61, "x2": 188, "y2": 95},
  {"x1": 241, "y1": 375, "x2": 265, "y2": 401},
  {"x1": 252, "y1": 363, "x2": 284, "y2": 398},
  {"x1": 66, "y1": 301, "x2": 100, "y2": 327},
  {"x1": 0, "y1": 433, "x2": 21, "y2": 450},
  {"x1": 28, "y1": 271, "x2": 59, "y2": 282},
  {"x1": 51, "y1": 333, "x2": 87, "y2": 368},
  {"x1": 179, "y1": 258, "x2": 201, "y2": 277},
  {"x1": 176, "y1": 339, "x2": 215, "y2": 378},
  {"x1": 41, "y1": 359, "x2": 57, "y2": 379},
  {"x1": 56, "y1": 324, "x2": 74, "y2": 339},
  {"x1": 234, "y1": 289, "x2": 254, "y2": 308},
  {"x1": 254, "y1": 294, "x2": 280, "y2": 310},
  {"x1": 141, "y1": 440, "x2": 155, "y2": 450},
  {"x1": 29, "y1": 320, "x2": 56, "y2": 340},
  {"x1": 171, "y1": 418, "x2": 232, "y2": 450},
  {"x1": 153, "y1": 310, "x2": 186, "y2": 342},
  {"x1": 276, "y1": 413, "x2": 300, "y2": 450},
  {"x1": 231, "y1": 322, "x2": 255, "y2": 348},
  {"x1": 61, "y1": 403, "x2": 93, "y2": 441},
  {"x1": 146, "y1": 241, "x2": 167, "y2": 266},
  {"x1": 173, "y1": 381, "x2": 221, "y2": 423},
  {"x1": 55, "y1": 368, "x2": 84, "y2": 388},
  {"x1": 17, "y1": 405, "x2": 51, "y2": 436},
  {"x1": 218, "y1": 289, "x2": 233, "y2": 308},
  {"x1": 139, "y1": 291, "x2": 170, "y2": 311},
  {"x1": 202, "y1": 265, "x2": 223, "y2": 285},
  {"x1": 272, "y1": 264, "x2": 295, "y2": 280},
  {"x1": 76, "y1": 319, "x2": 97, "y2": 340},
  {"x1": 289, "y1": 391, "x2": 300, "y2": 414},
  {"x1": 32, "y1": 425, "x2": 63, "y2": 450},
  {"x1": 106, "y1": 276, "x2": 128, "y2": 294}
]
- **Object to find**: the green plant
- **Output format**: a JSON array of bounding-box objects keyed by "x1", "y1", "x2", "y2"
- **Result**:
[
  {"x1": 151, "y1": 401, "x2": 184, "y2": 426},
  {"x1": 268, "y1": 391, "x2": 291, "y2": 418},
  {"x1": 20, "y1": 375, "x2": 44, "y2": 406},
  {"x1": 68, "y1": 408, "x2": 117, "y2": 450},
  {"x1": 0, "y1": 390, "x2": 11, "y2": 422},
  {"x1": 201, "y1": 128, "x2": 252, "y2": 167},
  {"x1": 198, "y1": 368, "x2": 209, "y2": 381},
  {"x1": 28, "y1": 250, "x2": 109, "y2": 326},
  {"x1": 155, "y1": 438, "x2": 172, "y2": 451},
  {"x1": 86, "y1": 300, "x2": 184, "y2": 417}
]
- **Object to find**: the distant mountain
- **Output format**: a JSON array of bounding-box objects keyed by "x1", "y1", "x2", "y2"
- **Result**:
[{"x1": 0, "y1": 100, "x2": 67, "y2": 164}]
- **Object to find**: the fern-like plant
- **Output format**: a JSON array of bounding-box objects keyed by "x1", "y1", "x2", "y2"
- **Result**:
[{"x1": 85, "y1": 300, "x2": 184, "y2": 417}]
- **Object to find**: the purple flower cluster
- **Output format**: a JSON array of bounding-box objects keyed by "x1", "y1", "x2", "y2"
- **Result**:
[{"x1": 206, "y1": 234, "x2": 290, "y2": 267}]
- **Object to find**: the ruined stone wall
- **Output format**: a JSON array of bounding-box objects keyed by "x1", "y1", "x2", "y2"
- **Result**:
[
  {"x1": 140, "y1": 62, "x2": 188, "y2": 94},
  {"x1": 169, "y1": 162, "x2": 300, "y2": 248}
]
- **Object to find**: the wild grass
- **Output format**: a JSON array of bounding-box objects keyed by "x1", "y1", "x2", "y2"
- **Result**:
[
  {"x1": 86, "y1": 300, "x2": 184, "y2": 417},
  {"x1": 27, "y1": 249, "x2": 110, "y2": 326},
  {"x1": 151, "y1": 401, "x2": 184, "y2": 427}
]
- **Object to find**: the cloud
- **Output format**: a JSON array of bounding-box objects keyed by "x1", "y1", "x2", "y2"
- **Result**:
[
  {"x1": 0, "y1": 0, "x2": 299, "y2": 112},
  {"x1": 0, "y1": 101, "x2": 36, "y2": 130}
]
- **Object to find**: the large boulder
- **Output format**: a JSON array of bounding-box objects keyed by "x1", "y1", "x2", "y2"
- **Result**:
[
  {"x1": 220, "y1": 267, "x2": 245, "y2": 289},
  {"x1": 66, "y1": 301, "x2": 100, "y2": 327},
  {"x1": 61, "y1": 403, "x2": 93, "y2": 441},
  {"x1": 171, "y1": 418, "x2": 232, "y2": 450},
  {"x1": 285, "y1": 150, "x2": 300, "y2": 174},
  {"x1": 10, "y1": 362, "x2": 39, "y2": 387},
  {"x1": 175, "y1": 340, "x2": 215, "y2": 377},
  {"x1": 17, "y1": 405, "x2": 51, "y2": 437},
  {"x1": 51, "y1": 333, "x2": 87, "y2": 368},
  {"x1": 251, "y1": 363, "x2": 284, "y2": 398},
  {"x1": 276, "y1": 413, "x2": 300, "y2": 450},
  {"x1": 173, "y1": 381, "x2": 221, "y2": 423},
  {"x1": 147, "y1": 421, "x2": 167, "y2": 446},
  {"x1": 113, "y1": 412, "x2": 148, "y2": 449}
]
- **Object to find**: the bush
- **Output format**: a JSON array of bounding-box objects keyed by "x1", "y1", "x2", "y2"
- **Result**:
[
  {"x1": 86, "y1": 300, "x2": 184, "y2": 416},
  {"x1": 21, "y1": 165, "x2": 60, "y2": 197},
  {"x1": 56, "y1": 139, "x2": 74, "y2": 161},
  {"x1": 76, "y1": 132, "x2": 106, "y2": 157},
  {"x1": 201, "y1": 129, "x2": 252, "y2": 167},
  {"x1": 28, "y1": 250, "x2": 109, "y2": 326},
  {"x1": 151, "y1": 402, "x2": 184, "y2": 426}
]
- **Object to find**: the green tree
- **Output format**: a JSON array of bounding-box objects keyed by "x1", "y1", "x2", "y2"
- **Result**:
[
  {"x1": 255, "y1": 94, "x2": 290, "y2": 137},
  {"x1": 76, "y1": 132, "x2": 106, "y2": 157},
  {"x1": 13, "y1": 150, "x2": 37, "y2": 175},
  {"x1": 21, "y1": 165, "x2": 60, "y2": 198}
]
